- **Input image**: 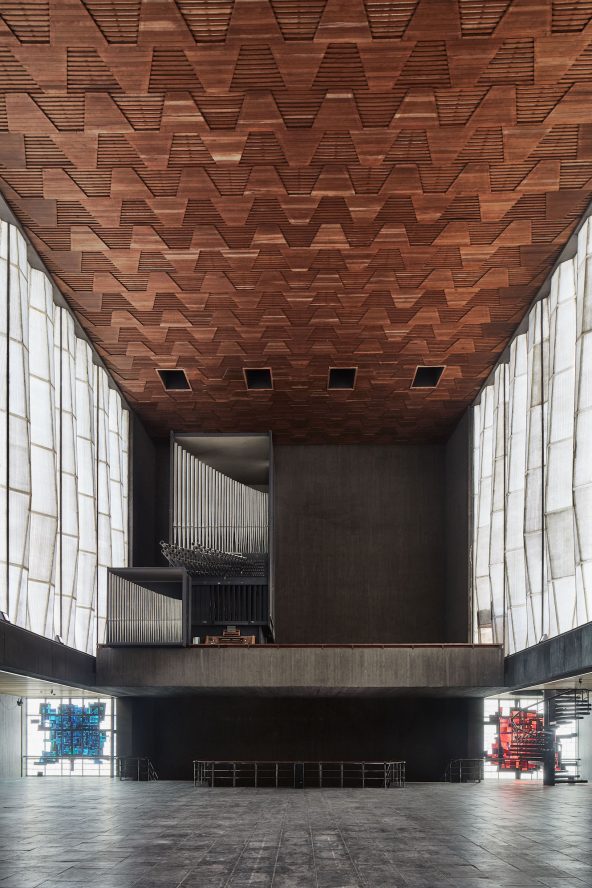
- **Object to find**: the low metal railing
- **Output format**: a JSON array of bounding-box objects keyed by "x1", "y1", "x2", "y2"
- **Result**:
[
  {"x1": 117, "y1": 756, "x2": 159, "y2": 781},
  {"x1": 193, "y1": 760, "x2": 405, "y2": 788},
  {"x1": 444, "y1": 758, "x2": 484, "y2": 783}
]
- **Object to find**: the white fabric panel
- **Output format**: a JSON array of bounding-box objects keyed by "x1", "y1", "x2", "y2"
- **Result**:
[
  {"x1": 28, "y1": 270, "x2": 58, "y2": 637},
  {"x1": 0, "y1": 219, "x2": 129, "y2": 654}
]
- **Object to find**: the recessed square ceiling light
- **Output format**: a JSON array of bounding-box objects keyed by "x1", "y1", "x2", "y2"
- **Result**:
[
  {"x1": 328, "y1": 367, "x2": 357, "y2": 390},
  {"x1": 244, "y1": 368, "x2": 273, "y2": 390},
  {"x1": 411, "y1": 365, "x2": 445, "y2": 389},
  {"x1": 157, "y1": 368, "x2": 191, "y2": 391}
]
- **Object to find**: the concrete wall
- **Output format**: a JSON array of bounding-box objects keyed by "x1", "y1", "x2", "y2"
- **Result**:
[
  {"x1": 131, "y1": 418, "x2": 169, "y2": 567},
  {"x1": 154, "y1": 441, "x2": 171, "y2": 566},
  {"x1": 0, "y1": 694, "x2": 22, "y2": 777},
  {"x1": 273, "y1": 444, "x2": 448, "y2": 643},
  {"x1": 97, "y1": 644, "x2": 504, "y2": 694},
  {"x1": 0, "y1": 622, "x2": 96, "y2": 689},
  {"x1": 445, "y1": 413, "x2": 470, "y2": 642},
  {"x1": 131, "y1": 415, "x2": 157, "y2": 567},
  {"x1": 505, "y1": 623, "x2": 592, "y2": 689},
  {"x1": 117, "y1": 694, "x2": 483, "y2": 782}
]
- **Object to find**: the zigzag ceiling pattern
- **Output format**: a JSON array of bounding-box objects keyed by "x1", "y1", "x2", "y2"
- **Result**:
[{"x1": 1, "y1": 0, "x2": 592, "y2": 441}]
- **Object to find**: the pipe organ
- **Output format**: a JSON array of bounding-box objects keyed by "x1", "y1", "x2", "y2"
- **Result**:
[{"x1": 162, "y1": 441, "x2": 269, "y2": 578}]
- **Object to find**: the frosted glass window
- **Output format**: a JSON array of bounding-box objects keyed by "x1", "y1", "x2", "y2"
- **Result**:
[
  {"x1": 28, "y1": 270, "x2": 58, "y2": 637},
  {"x1": 0, "y1": 222, "x2": 8, "y2": 616},
  {"x1": 0, "y1": 218, "x2": 129, "y2": 653},
  {"x1": 472, "y1": 218, "x2": 592, "y2": 653},
  {"x1": 7, "y1": 225, "x2": 30, "y2": 628}
]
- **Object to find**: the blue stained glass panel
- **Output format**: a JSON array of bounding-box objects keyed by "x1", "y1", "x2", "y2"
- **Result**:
[{"x1": 36, "y1": 702, "x2": 107, "y2": 763}]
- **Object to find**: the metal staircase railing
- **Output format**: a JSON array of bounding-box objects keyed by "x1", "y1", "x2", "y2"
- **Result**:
[
  {"x1": 549, "y1": 689, "x2": 592, "y2": 725},
  {"x1": 117, "y1": 756, "x2": 159, "y2": 781},
  {"x1": 444, "y1": 758, "x2": 484, "y2": 783}
]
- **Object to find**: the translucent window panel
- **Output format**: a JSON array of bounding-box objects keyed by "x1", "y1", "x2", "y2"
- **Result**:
[
  {"x1": 7, "y1": 225, "x2": 31, "y2": 628},
  {"x1": 491, "y1": 365, "x2": 507, "y2": 645},
  {"x1": 546, "y1": 258, "x2": 577, "y2": 637},
  {"x1": 473, "y1": 217, "x2": 592, "y2": 653},
  {"x1": 96, "y1": 366, "x2": 111, "y2": 648},
  {"x1": 75, "y1": 340, "x2": 97, "y2": 653},
  {"x1": 55, "y1": 308, "x2": 79, "y2": 647},
  {"x1": 575, "y1": 219, "x2": 592, "y2": 625},
  {"x1": 524, "y1": 299, "x2": 547, "y2": 646},
  {"x1": 473, "y1": 390, "x2": 494, "y2": 643},
  {"x1": 28, "y1": 270, "x2": 57, "y2": 637},
  {"x1": 0, "y1": 222, "x2": 8, "y2": 615},
  {"x1": 506, "y1": 336, "x2": 528, "y2": 652},
  {"x1": 108, "y1": 388, "x2": 128, "y2": 568},
  {"x1": 25, "y1": 696, "x2": 115, "y2": 777},
  {"x1": 0, "y1": 217, "x2": 129, "y2": 654}
]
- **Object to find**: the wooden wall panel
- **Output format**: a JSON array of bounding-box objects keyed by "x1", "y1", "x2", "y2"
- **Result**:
[{"x1": 1, "y1": 0, "x2": 591, "y2": 441}]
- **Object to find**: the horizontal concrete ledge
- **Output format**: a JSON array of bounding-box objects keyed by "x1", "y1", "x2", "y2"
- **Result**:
[
  {"x1": 0, "y1": 620, "x2": 96, "y2": 689},
  {"x1": 96, "y1": 643, "x2": 504, "y2": 697},
  {"x1": 505, "y1": 621, "x2": 592, "y2": 689}
]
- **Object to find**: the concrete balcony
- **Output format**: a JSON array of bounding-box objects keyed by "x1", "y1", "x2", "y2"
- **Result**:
[{"x1": 96, "y1": 643, "x2": 504, "y2": 697}]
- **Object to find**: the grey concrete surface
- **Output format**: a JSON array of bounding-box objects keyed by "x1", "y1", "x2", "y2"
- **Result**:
[
  {"x1": 0, "y1": 622, "x2": 96, "y2": 690},
  {"x1": 505, "y1": 622, "x2": 592, "y2": 690},
  {"x1": 578, "y1": 709, "x2": 592, "y2": 785},
  {"x1": 96, "y1": 643, "x2": 504, "y2": 696},
  {"x1": 0, "y1": 695, "x2": 21, "y2": 777},
  {"x1": 117, "y1": 695, "x2": 483, "y2": 781},
  {"x1": 0, "y1": 779, "x2": 591, "y2": 887},
  {"x1": 445, "y1": 412, "x2": 471, "y2": 643},
  {"x1": 273, "y1": 444, "x2": 448, "y2": 644}
]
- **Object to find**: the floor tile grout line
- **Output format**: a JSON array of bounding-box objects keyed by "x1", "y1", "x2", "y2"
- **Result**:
[{"x1": 269, "y1": 797, "x2": 288, "y2": 888}]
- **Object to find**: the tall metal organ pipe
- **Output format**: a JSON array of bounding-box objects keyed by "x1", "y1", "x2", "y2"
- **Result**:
[{"x1": 172, "y1": 442, "x2": 268, "y2": 554}]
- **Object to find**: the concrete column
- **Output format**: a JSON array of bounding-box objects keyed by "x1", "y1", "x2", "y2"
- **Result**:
[
  {"x1": 543, "y1": 691, "x2": 556, "y2": 786},
  {"x1": 577, "y1": 700, "x2": 592, "y2": 783},
  {"x1": 0, "y1": 694, "x2": 23, "y2": 777}
]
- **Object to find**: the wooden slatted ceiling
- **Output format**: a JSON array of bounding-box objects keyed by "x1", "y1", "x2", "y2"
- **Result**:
[{"x1": 1, "y1": 0, "x2": 592, "y2": 442}]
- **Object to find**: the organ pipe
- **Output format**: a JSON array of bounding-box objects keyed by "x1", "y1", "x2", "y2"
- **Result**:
[{"x1": 172, "y1": 442, "x2": 268, "y2": 555}]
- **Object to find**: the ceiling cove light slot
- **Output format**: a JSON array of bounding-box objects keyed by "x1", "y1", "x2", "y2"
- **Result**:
[
  {"x1": 328, "y1": 367, "x2": 357, "y2": 390},
  {"x1": 411, "y1": 365, "x2": 445, "y2": 388},
  {"x1": 244, "y1": 367, "x2": 273, "y2": 390},
  {"x1": 157, "y1": 368, "x2": 191, "y2": 391}
]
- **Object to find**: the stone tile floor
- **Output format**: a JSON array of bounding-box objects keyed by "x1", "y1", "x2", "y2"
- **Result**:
[{"x1": 0, "y1": 780, "x2": 591, "y2": 887}]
